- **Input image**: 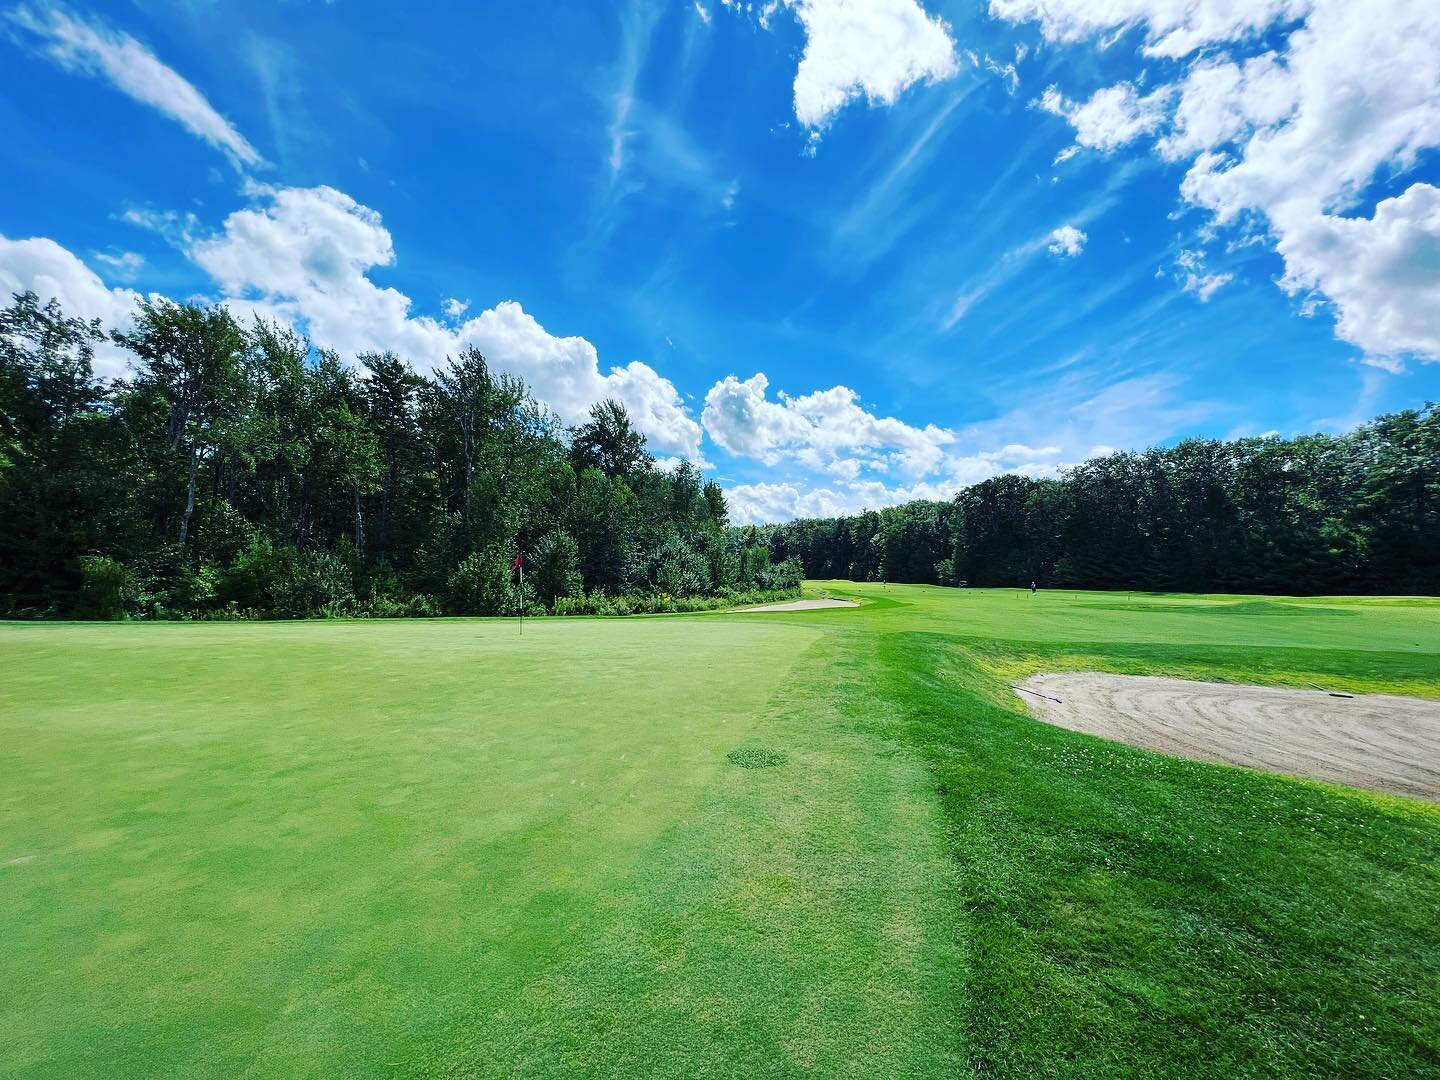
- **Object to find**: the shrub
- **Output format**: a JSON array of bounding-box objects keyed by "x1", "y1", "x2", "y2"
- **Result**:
[
  {"x1": 530, "y1": 531, "x2": 583, "y2": 608},
  {"x1": 548, "y1": 583, "x2": 801, "y2": 617},
  {"x1": 553, "y1": 594, "x2": 587, "y2": 617},
  {"x1": 650, "y1": 532, "x2": 711, "y2": 597},
  {"x1": 445, "y1": 548, "x2": 516, "y2": 615},
  {"x1": 171, "y1": 563, "x2": 219, "y2": 611},
  {"x1": 365, "y1": 592, "x2": 438, "y2": 618},
  {"x1": 216, "y1": 539, "x2": 356, "y2": 618},
  {"x1": 764, "y1": 556, "x2": 805, "y2": 593},
  {"x1": 216, "y1": 537, "x2": 281, "y2": 611},
  {"x1": 273, "y1": 549, "x2": 355, "y2": 617},
  {"x1": 77, "y1": 556, "x2": 135, "y2": 620}
]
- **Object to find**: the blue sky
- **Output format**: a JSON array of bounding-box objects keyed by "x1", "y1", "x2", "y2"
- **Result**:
[{"x1": 3, "y1": 0, "x2": 1438, "y2": 522}]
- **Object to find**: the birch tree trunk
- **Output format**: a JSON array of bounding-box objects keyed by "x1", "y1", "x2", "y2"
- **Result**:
[
  {"x1": 354, "y1": 484, "x2": 366, "y2": 561},
  {"x1": 178, "y1": 444, "x2": 200, "y2": 549}
]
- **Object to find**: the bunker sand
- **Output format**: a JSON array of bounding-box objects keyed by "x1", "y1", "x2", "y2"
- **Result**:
[
  {"x1": 1018, "y1": 672, "x2": 1440, "y2": 801},
  {"x1": 741, "y1": 597, "x2": 860, "y2": 612}
]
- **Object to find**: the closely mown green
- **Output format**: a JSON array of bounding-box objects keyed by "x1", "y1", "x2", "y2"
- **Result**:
[{"x1": 2, "y1": 584, "x2": 1437, "y2": 1076}]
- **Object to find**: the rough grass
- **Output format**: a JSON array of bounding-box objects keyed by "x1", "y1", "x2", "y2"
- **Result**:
[
  {"x1": 726, "y1": 746, "x2": 789, "y2": 768},
  {"x1": 1, "y1": 585, "x2": 1437, "y2": 1076}
]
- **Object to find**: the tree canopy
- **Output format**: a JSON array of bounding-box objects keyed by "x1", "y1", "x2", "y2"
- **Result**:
[
  {"x1": 0, "y1": 292, "x2": 800, "y2": 619},
  {"x1": 4, "y1": 289, "x2": 1435, "y2": 616},
  {"x1": 759, "y1": 411, "x2": 1439, "y2": 596}
]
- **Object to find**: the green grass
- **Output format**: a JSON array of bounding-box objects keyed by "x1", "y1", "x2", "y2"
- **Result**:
[{"x1": 2, "y1": 585, "x2": 1437, "y2": 1076}]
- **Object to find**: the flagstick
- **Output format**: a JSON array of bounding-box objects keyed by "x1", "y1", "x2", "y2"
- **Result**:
[{"x1": 519, "y1": 563, "x2": 524, "y2": 637}]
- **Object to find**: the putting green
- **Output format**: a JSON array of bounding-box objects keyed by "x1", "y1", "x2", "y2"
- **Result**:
[{"x1": 2, "y1": 585, "x2": 1437, "y2": 1076}]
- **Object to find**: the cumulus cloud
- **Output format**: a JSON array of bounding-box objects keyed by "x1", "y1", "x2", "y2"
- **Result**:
[
  {"x1": 182, "y1": 185, "x2": 702, "y2": 456},
  {"x1": 1277, "y1": 183, "x2": 1440, "y2": 367},
  {"x1": 3, "y1": 187, "x2": 703, "y2": 457},
  {"x1": 1047, "y1": 224, "x2": 1087, "y2": 256},
  {"x1": 8, "y1": 4, "x2": 262, "y2": 168},
  {"x1": 724, "y1": 374, "x2": 1222, "y2": 525},
  {"x1": 991, "y1": 0, "x2": 1308, "y2": 60},
  {"x1": 1038, "y1": 82, "x2": 1171, "y2": 158},
  {"x1": 724, "y1": 443, "x2": 1067, "y2": 523},
  {"x1": 0, "y1": 234, "x2": 142, "y2": 378},
  {"x1": 702, "y1": 372, "x2": 954, "y2": 477},
  {"x1": 1005, "y1": 0, "x2": 1440, "y2": 365},
  {"x1": 1154, "y1": 53, "x2": 1296, "y2": 163},
  {"x1": 719, "y1": 377, "x2": 1211, "y2": 524},
  {"x1": 785, "y1": 0, "x2": 960, "y2": 128},
  {"x1": 702, "y1": 376, "x2": 1099, "y2": 524}
]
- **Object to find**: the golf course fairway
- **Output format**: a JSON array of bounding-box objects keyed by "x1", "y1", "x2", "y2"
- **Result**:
[{"x1": 3, "y1": 584, "x2": 1438, "y2": 1077}]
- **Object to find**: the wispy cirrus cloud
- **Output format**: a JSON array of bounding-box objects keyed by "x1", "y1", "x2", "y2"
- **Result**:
[{"x1": 7, "y1": 3, "x2": 263, "y2": 168}]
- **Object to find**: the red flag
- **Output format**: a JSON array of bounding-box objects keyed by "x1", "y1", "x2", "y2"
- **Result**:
[{"x1": 512, "y1": 554, "x2": 523, "y2": 572}]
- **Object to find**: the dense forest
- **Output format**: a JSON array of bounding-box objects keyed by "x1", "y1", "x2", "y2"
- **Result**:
[
  {"x1": 4, "y1": 290, "x2": 1437, "y2": 617},
  {"x1": 760, "y1": 405, "x2": 1440, "y2": 596},
  {"x1": 0, "y1": 292, "x2": 801, "y2": 619}
]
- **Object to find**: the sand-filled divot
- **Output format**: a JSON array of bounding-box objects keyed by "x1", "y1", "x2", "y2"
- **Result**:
[
  {"x1": 1017, "y1": 673, "x2": 1440, "y2": 801},
  {"x1": 741, "y1": 598, "x2": 860, "y2": 612}
]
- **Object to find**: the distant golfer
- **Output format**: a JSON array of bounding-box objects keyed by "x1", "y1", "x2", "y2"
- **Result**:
[{"x1": 1030, "y1": 580, "x2": 1037, "y2": 596}]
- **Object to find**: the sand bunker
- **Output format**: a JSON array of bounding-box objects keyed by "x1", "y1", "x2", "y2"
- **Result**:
[
  {"x1": 1017, "y1": 673, "x2": 1440, "y2": 801},
  {"x1": 741, "y1": 598, "x2": 860, "y2": 612}
]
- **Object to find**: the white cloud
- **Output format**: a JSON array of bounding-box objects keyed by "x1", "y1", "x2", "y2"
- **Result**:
[
  {"x1": 120, "y1": 207, "x2": 199, "y2": 248},
  {"x1": 786, "y1": 0, "x2": 960, "y2": 128},
  {"x1": 1172, "y1": 2, "x2": 1440, "y2": 228},
  {"x1": 93, "y1": 250, "x2": 145, "y2": 279},
  {"x1": 1182, "y1": 270, "x2": 1231, "y2": 301},
  {"x1": 706, "y1": 379, "x2": 1104, "y2": 523},
  {"x1": 724, "y1": 443, "x2": 1069, "y2": 523},
  {"x1": 725, "y1": 482, "x2": 858, "y2": 523},
  {"x1": 8, "y1": 5, "x2": 262, "y2": 168},
  {"x1": 441, "y1": 297, "x2": 469, "y2": 319},
  {"x1": 990, "y1": 0, "x2": 1309, "y2": 60},
  {"x1": 702, "y1": 372, "x2": 954, "y2": 477},
  {"x1": 725, "y1": 478, "x2": 954, "y2": 523},
  {"x1": 701, "y1": 373, "x2": 812, "y2": 461},
  {"x1": 694, "y1": 1, "x2": 712, "y2": 23},
  {"x1": 1171, "y1": 249, "x2": 1232, "y2": 300},
  {"x1": 1047, "y1": 224, "x2": 1087, "y2": 256},
  {"x1": 1154, "y1": 53, "x2": 1296, "y2": 163},
  {"x1": 6, "y1": 187, "x2": 703, "y2": 457},
  {"x1": 1003, "y1": 0, "x2": 1440, "y2": 364},
  {"x1": 1038, "y1": 82, "x2": 1171, "y2": 157},
  {"x1": 715, "y1": 371, "x2": 1221, "y2": 524},
  {"x1": 1277, "y1": 183, "x2": 1440, "y2": 366},
  {"x1": 185, "y1": 184, "x2": 703, "y2": 456},
  {"x1": 983, "y1": 53, "x2": 1019, "y2": 94},
  {"x1": 0, "y1": 234, "x2": 141, "y2": 378}
]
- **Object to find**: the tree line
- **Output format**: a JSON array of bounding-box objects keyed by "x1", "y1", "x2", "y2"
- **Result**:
[
  {"x1": 758, "y1": 406, "x2": 1439, "y2": 595},
  {"x1": 0, "y1": 292, "x2": 800, "y2": 619}
]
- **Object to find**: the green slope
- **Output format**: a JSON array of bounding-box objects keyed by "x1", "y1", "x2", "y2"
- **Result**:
[{"x1": 2, "y1": 585, "x2": 1437, "y2": 1076}]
